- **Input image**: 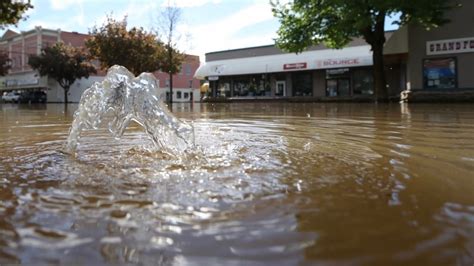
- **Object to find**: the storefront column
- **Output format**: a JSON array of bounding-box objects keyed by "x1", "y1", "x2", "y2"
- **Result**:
[
  {"x1": 313, "y1": 70, "x2": 326, "y2": 97},
  {"x1": 286, "y1": 73, "x2": 293, "y2": 97}
]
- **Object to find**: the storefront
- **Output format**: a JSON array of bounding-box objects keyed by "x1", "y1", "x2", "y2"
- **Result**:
[
  {"x1": 196, "y1": 0, "x2": 474, "y2": 102},
  {"x1": 195, "y1": 44, "x2": 386, "y2": 100}
]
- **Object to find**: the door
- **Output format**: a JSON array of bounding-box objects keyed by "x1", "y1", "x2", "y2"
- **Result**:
[
  {"x1": 326, "y1": 78, "x2": 351, "y2": 97},
  {"x1": 275, "y1": 81, "x2": 286, "y2": 96}
]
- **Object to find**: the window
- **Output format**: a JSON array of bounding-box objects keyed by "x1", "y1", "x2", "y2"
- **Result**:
[
  {"x1": 184, "y1": 92, "x2": 189, "y2": 98},
  {"x1": 325, "y1": 68, "x2": 351, "y2": 97},
  {"x1": 353, "y1": 68, "x2": 374, "y2": 95},
  {"x1": 177, "y1": 91, "x2": 182, "y2": 99},
  {"x1": 188, "y1": 80, "x2": 193, "y2": 88},
  {"x1": 423, "y1": 58, "x2": 456, "y2": 89},
  {"x1": 185, "y1": 64, "x2": 192, "y2": 75},
  {"x1": 165, "y1": 79, "x2": 170, "y2": 87},
  {"x1": 292, "y1": 72, "x2": 312, "y2": 96}
]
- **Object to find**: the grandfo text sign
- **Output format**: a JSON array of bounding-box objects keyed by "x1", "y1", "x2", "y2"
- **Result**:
[{"x1": 427, "y1": 37, "x2": 474, "y2": 55}]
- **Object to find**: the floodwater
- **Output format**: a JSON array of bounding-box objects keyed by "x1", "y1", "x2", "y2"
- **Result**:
[{"x1": 0, "y1": 102, "x2": 473, "y2": 265}]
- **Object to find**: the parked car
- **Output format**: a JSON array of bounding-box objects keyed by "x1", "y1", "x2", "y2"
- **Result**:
[
  {"x1": 2, "y1": 91, "x2": 21, "y2": 103},
  {"x1": 18, "y1": 91, "x2": 47, "y2": 104}
]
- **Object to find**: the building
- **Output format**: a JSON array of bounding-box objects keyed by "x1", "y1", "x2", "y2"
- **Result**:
[
  {"x1": 195, "y1": 0, "x2": 474, "y2": 102},
  {"x1": 154, "y1": 54, "x2": 201, "y2": 103},
  {"x1": 0, "y1": 27, "x2": 201, "y2": 103}
]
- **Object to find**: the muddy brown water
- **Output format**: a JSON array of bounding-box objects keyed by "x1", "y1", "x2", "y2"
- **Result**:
[{"x1": 0, "y1": 102, "x2": 473, "y2": 265}]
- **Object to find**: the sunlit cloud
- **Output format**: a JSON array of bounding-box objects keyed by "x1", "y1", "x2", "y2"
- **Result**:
[
  {"x1": 182, "y1": 2, "x2": 277, "y2": 58},
  {"x1": 162, "y1": 0, "x2": 222, "y2": 8},
  {"x1": 49, "y1": 0, "x2": 83, "y2": 10}
]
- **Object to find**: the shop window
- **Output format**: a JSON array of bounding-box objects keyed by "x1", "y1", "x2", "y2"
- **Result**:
[
  {"x1": 218, "y1": 82, "x2": 231, "y2": 97},
  {"x1": 326, "y1": 68, "x2": 351, "y2": 97},
  {"x1": 326, "y1": 79, "x2": 350, "y2": 97},
  {"x1": 292, "y1": 72, "x2": 312, "y2": 96},
  {"x1": 423, "y1": 58, "x2": 456, "y2": 89},
  {"x1": 233, "y1": 80, "x2": 250, "y2": 96},
  {"x1": 177, "y1": 91, "x2": 182, "y2": 99},
  {"x1": 353, "y1": 68, "x2": 374, "y2": 95}
]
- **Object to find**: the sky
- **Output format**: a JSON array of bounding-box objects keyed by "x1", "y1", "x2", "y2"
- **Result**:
[{"x1": 1, "y1": 0, "x2": 399, "y2": 60}]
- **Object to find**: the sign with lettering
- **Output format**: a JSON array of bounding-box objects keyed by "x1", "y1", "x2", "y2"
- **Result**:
[
  {"x1": 315, "y1": 56, "x2": 372, "y2": 69},
  {"x1": 427, "y1": 37, "x2": 474, "y2": 55},
  {"x1": 283, "y1": 62, "x2": 307, "y2": 70}
]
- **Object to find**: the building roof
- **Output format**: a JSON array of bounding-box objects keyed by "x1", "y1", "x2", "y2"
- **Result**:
[{"x1": 1, "y1": 30, "x2": 19, "y2": 41}]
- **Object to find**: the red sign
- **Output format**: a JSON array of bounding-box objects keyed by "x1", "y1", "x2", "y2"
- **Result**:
[{"x1": 283, "y1": 62, "x2": 307, "y2": 70}]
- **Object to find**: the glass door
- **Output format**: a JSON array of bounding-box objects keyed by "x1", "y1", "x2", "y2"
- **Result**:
[
  {"x1": 275, "y1": 81, "x2": 286, "y2": 96},
  {"x1": 326, "y1": 78, "x2": 351, "y2": 97}
]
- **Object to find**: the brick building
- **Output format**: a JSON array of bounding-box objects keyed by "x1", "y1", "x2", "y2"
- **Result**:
[
  {"x1": 0, "y1": 26, "x2": 201, "y2": 103},
  {"x1": 155, "y1": 54, "x2": 201, "y2": 102}
]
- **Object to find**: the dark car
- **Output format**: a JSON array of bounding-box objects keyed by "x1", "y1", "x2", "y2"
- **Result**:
[{"x1": 18, "y1": 91, "x2": 47, "y2": 104}]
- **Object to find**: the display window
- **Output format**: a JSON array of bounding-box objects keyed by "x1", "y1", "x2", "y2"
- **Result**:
[{"x1": 423, "y1": 58, "x2": 457, "y2": 89}]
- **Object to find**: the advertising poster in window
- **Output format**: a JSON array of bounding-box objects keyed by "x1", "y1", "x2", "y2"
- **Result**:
[{"x1": 423, "y1": 58, "x2": 456, "y2": 89}]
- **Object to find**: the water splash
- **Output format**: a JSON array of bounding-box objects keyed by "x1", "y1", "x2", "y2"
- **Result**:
[{"x1": 65, "y1": 65, "x2": 194, "y2": 156}]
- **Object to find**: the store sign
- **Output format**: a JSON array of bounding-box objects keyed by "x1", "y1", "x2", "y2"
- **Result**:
[
  {"x1": 5, "y1": 78, "x2": 39, "y2": 87},
  {"x1": 427, "y1": 37, "x2": 474, "y2": 55},
  {"x1": 326, "y1": 68, "x2": 349, "y2": 75},
  {"x1": 316, "y1": 57, "x2": 366, "y2": 69},
  {"x1": 208, "y1": 76, "x2": 219, "y2": 81},
  {"x1": 283, "y1": 62, "x2": 307, "y2": 70}
]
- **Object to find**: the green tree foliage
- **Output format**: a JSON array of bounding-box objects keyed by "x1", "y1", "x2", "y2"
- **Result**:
[
  {"x1": 0, "y1": 0, "x2": 33, "y2": 29},
  {"x1": 86, "y1": 16, "x2": 163, "y2": 76},
  {"x1": 0, "y1": 51, "x2": 11, "y2": 76},
  {"x1": 272, "y1": 0, "x2": 458, "y2": 101},
  {"x1": 29, "y1": 42, "x2": 96, "y2": 104}
]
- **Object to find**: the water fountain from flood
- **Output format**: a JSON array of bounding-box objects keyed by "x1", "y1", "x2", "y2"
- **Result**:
[{"x1": 65, "y1": 65, "x2": 195, "y2": 156}]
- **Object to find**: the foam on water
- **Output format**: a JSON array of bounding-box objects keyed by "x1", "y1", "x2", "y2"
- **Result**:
[{"x1": 65, "y1": 65, "x2": 194, "y2": 156}]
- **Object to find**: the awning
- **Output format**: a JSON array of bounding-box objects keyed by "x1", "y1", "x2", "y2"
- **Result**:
[{"x1": 194, "y1": 45, "x2": 373, "y2": 80}]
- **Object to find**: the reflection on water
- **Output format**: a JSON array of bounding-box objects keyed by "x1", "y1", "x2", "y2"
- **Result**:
[{"x1": 1, "y1": 102, "x2": 474, "y2": 265}]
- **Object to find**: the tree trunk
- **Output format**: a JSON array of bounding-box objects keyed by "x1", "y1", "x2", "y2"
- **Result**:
[
  {"x1": 64, "y1": 87, "x2": 69, "y2": 106},
  {"x1": 168, "y1": 46, "x2": 173, "y2": 106},
  {"x1": 372, "y1": 42, "x2": 388, "y2": 102},
  {"x1": 169, "y1": 71, "x2": 173, "y2": 105},
  {"x1": 371, "y1": 11, "x2": 388, "y2": 102}
]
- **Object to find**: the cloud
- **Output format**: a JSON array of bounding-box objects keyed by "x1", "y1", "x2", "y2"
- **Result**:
[
  {"x1": 49, "y1": 0, "x2": 83, "y2": 10},
  {"x1": 162, "y1": 0, "x2": 222, "y2": 8},
  {"x1": 182, "y1": 2, "x2": 277, "y2": 58}
]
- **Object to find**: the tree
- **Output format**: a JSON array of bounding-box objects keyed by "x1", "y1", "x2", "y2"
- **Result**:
[
  {"x1": 29, "y1": 42, "x2": 96, "y2": 104},
  {"x1": 86, "y1": 16, "x2": 163, "y2": 76},
  {"x1": 0, "y1": 51, "x2": 11, "y2": 76},
  {"x1": 154, "y1": 2, "x2": 185, "y2": 104},
  {"x1": 272, "y1": 0, "x2": 458, "y2": 101},
  {"x1": 0, "y1": 0, "x2": 33, "y2": 29}
]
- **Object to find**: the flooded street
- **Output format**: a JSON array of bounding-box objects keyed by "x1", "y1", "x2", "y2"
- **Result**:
[{"x1": 0, "y1": 102, "x2": 473, "y2": 265}]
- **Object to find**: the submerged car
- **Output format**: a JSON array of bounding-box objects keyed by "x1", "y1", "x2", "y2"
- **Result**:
[
  {"x1": 2, "y1": 92, "x2": 21, "y2": 103},
  {"x1": 18, "y1": 91, "x2": 47, "y2": 104}
]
